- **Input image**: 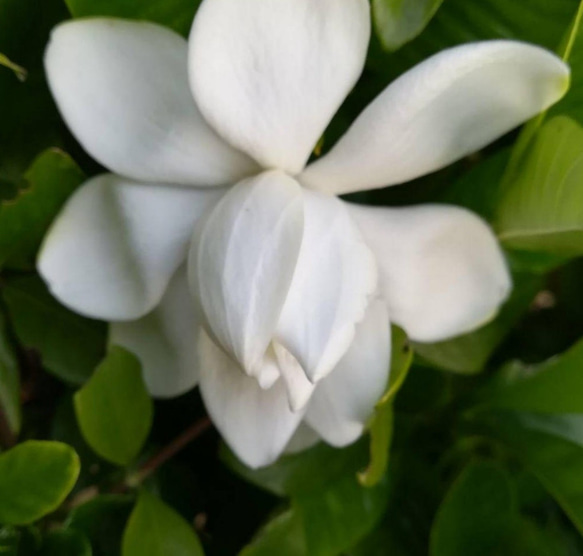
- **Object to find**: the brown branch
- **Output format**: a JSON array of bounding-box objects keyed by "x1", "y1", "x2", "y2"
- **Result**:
[
  {"x1": 67, "y1": 416, "x2": 213, "y2": 509},
  {"x1": 128, "y1": 416, "x2": 212, "y2": 486}
]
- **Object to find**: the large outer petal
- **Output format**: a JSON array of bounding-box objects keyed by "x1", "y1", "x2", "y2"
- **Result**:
[
  {"x1": 348, "y1": 203, "x2": 512, "y2": 343},
  {"x1": 301, "y1": 41, "x2": 570, "y2": 194},
  {"x1": 305, "y1": 299, "x2": 390, "y2": 447},
  {"x1": 275, "y1": 191, "x2": 377, "y2": 383},
  {"x1": 45, "y1": 19, "x2": 256, "y2": 187},
  {"x1": 38, "y1": 174, "x2": 223, "y2": 321},
  {"x1": 198, "y1": 330, "x2": 303, "y2": 469},
  {"x1": 188, "y1": 0, "x2": 370, "y2": 174},
  {"x1": 188, "y1": 171, "x2": 304, "y2": 377},
  {"x1": 110, "y1": 267, "x2": 199, "y2": 398}
]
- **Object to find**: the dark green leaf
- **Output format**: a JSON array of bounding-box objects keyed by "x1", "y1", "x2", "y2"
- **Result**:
[
  {"x1": 65, "y1": 0, "x2": 202, "y2": 37},
  {"x1": 74, "y1": 346, "x2": 153, "y2": 466},
  {"x1": 414, "y1": 273, "x2": 542, "y2": 374},
  {"x1": 2, "y1": 275, "x2": 107, "y2": 385},
  {"x1": 66, "y1": 495, "x2": 133, "y2": 556},
  {"x1": 478, "y1": 337, "x2": 583, "y2": 413},
  {"x1": 221, "y1": 438, "x2": 369, "y2": 497},
  {"x1": 0, "y1": 311, "x2": 20, "y2": 435},
  {"x1": 358, "y1": 327, "x2": 412, "y2": 487},
  {"x1": 39, "y1": 530, "x2": 91, "y2": 556},
  {"x1": 430, "y1": 462, "x2": 516, "y2": 556},
  {"x1": 0, "y1": 149, "x2": 84, "y2": 270},
  {"x1": 0, "y1": 441, "x2": 80, "y2": 525},
  {"x1": 483, "y1": 412, "x2": 583, "y2": 536},
  {"x1": 294, "y1": 475, "x2": 389, "y2": 556},
  {"x1": 240, "y1": 510, "x2": 307, "y2": 556},
  {"x1": 372, "y1": 0, "x2": 444, "y2": 51},
  {"x1": 370, "y1": 0, "x2": 577, "y2": 82},
  {"x1": 122, "y1": 490, "x2": 204, "y2": 556},
  {"x1": 496, "y1": 116, "x2": 583, "y2": 256}
]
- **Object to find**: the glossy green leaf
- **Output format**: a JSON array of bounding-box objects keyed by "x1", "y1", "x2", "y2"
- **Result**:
[
  {"x1": 414, "y1": 273, "x2": 542, "y2": 374},
  {"x1": 372, "y1": 0, "x2": 444, "y2": 51},
  {"x1": 0, "y1": 311, "x2": 20, "y2": 436},
  {"x1": 65, "y1": 0, "x2": 202, "y2": 37},
  {"x1": 74, "y1": 346, "x2": 153, "y2": 466},
  {"x1": 122, "y1": 490, "x2": 204, "y2": 556},
  {"x1": 39, "y1": 530, "x2": 92, "y2": 556},
  {"x1": 358, "y1": 327, "x2": 412, "y2": 487},
  {"x1": 430, "y1": 462, "x2": 516, "y2": 556},
  {"x1": 2, "y1": 275, "x2": 107, "y2": 385},
  {"x1": 0, "y1": 441, "x2": 80, "y2": 525},
  {"x1": 240, "y1": 510, "x2": 307, "y2": 556},
  {"x1": 0, "y1": 149, "x2": 84, "y2": 270},
  {"x1": 66, "y1": 495, "x2": 133, "y2": 556},
  {"x1": 478, "y1": 337, "x2": 583, "y2": 413},
  {"x1": 496, "y1": 116, "x2": 583, "y2": 256}
]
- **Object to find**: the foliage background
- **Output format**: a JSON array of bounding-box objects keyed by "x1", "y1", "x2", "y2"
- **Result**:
[{"x1": 3, "y1": 0, "x2": 583, "y2": 554}]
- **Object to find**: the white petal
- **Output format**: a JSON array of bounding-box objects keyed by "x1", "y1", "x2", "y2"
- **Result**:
[
  {"x1": 306, "y1": 299, "x2": 390, "y2": 447},
  {"x1": 301, "y1": 40, "x2": 570, "y2": 194},
  {"x1": 38, "y1": 175, "x2": 224, "y2": 321},
  {"x1": 189, "y1": 171, "x2": 304, "y2": 376},
  {"x1": 189, "y1": 0, "x2": 370, "y2": 174},
  {"x1": 109, "y1": 267, "x2": 199, "y2": 398},
  {"x1": 348, "y1": 204, "x2": 512, "y2": 343},
  {"x1": 275, "y1": 191, "x2": 377, "y2": 383},
  {"x1": 284, "y1": 423, "x2": 320, "y2": 455},
  {"x1": 46, "y1": 19, "x2": 256, "y2": 187},
  {"x1": 198, "y1": 330, "x2": 303, "y2": 469},
  {"x1": 273, "y1": 343, "x2": 315, "y2": 413}
]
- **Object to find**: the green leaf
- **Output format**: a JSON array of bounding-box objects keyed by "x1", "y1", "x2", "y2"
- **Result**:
[
  {"x1": 221, "y1": 438, "x2": 369, "y2": 497},
  {"x1": 2, "y1": 275, "x2": 107, "y2": 385},
  {"x1": 372, "y1": 0, "x2": 444, "y2": 51},
  {"x1": 240, "y1": 510, "x2": 307, "y2": 556},
  {"x1": 0, "y1": 53, "x2": 26, "y2": 81},
  {"x1": 413, "y1": 273, "x2": 543, "y2": 375},
  {"x1": 0, "y1": 441, "x2": 80, "y2": 525},
  {"x1": 429, "y1": 462, "x2": 516, "y2": 556},
  {"x1": 483, "y1": 412, "x2": 583, "y2": 536},
  {"x1": 369, "y1": 0, "x2": 578, "y2": 84},
  {"x1": 0, "y1": 149, "x2": 85, "y2": 270},
  {"x1": 65, "y1": 0, "x2": 202, "y2": 37},
  {"x1": 74, "y1": 346, "x2": 153, "y2": 466},
  {"x1": 358, "y1": 327, "x2": 412, "y2": 487},
  {"x1": 66, "y1": 495, "x2": 133, "y2": 556},
  {"x1": 478, "y1": 337, "x2": 583, "y2": 413},
  {"x1": 294, "y1": 474, "x2": 389, "y2": 556},
  {"x1": 496, "y1": 116, "x2": 583, "y2": 256},
  {"x1": 122, "y1": 490, "x2": 204, "y2": 556},
  {"x1": 0, "y1": 311, "x2": 20, "y2": 436},
  {"x1": 39, "y1": 530, "x2": 92, "y2": 556},
  {"x1": 549, "y1": 0, "x2": 583, "y2": 124}
]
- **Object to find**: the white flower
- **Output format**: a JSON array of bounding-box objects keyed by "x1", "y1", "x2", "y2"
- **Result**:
[{"x1": 38, "y1": 0, "x2": 569, "y2": 468}]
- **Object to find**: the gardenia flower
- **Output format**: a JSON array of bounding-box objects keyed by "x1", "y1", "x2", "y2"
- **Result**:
[{"x1": 39, "y1": 0, "x2": 569, "y2": 468}]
